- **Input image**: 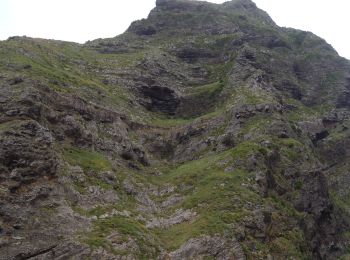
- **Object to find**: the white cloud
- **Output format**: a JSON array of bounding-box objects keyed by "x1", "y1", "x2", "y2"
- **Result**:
[{"x1": 0, "y1": 0, "x2": 349, "y2": 59}]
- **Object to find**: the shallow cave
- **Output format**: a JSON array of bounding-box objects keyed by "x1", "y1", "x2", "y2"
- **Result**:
[{"x1": 139, "y1": 85, "x2": 180, "y2": 115}]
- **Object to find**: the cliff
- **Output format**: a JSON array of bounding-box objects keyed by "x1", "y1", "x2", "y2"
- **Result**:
[{"x1": 1, "y1": 0, "x2": 350, "y2": 259}]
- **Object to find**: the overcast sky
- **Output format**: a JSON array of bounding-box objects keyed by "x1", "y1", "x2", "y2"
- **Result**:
[{"x1": 0, "y1": 0, "x2": 349, "y2": 59}]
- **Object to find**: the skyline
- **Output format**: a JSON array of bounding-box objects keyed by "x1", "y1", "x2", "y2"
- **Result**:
[{"x1": 0, "y1": 0, "x2": 349, "y2": 59}]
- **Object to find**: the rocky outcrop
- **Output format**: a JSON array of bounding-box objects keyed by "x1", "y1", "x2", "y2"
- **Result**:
[
  {"x1": 296, "y1": 170, "x2": 344, "y2": 258},
  {"x1": 167, "y1": 235, "x2": 245, "y2": 260},
  {"x1": 1, "y1": 0, "x2": 350, "y2": 259},
  {"x1": 298, "y1": 120, "x2": 329, "y2": 144},
  {"x1": 0, "y1": 120, "x2": 58, "y2": 191},
  {"x1": 146, "y1": 208, "x2": 197, "y2": 228},
  {"x1": 0, "y1": 120, "x2": 92, "y2": 260}
]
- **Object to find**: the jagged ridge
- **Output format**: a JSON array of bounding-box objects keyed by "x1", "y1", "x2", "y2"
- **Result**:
[{"x1": 0, "y1": 0, "x2": 350, "y2": 259}]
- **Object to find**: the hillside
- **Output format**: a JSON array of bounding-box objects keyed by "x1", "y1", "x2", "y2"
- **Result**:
[{"x1": 1, "y1": 0, "x2": 350, "y2": 259}]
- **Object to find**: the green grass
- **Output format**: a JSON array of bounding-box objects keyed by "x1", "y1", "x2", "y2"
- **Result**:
[
  {"x1": 270, "y1": 236, "x2": 306, "y2": 259},
  {"x1": 85, "y1": 216, "x2": 160, "y2": 258},
  {"x1": 154, "y1": 212, "x2": 224, "y2": 251},
  {"x1": 147, "y1": 105, "x2": 225, "y2": 128},
  {"x1": 339, "y1": 254, "x2": 350, "y2": 260},
  {"x1": 231, "y1": 141, "x2": 265, "y2": 160},
  {"x1": 63, "y1": 148, "x2": 112, "y2": 173},
  {"x1": 326, "y1": 130, "x2": 349, "y2": 142},
  {"x1": 294, "y1": 180, "x2": 303, "y2": 190},
  {"x1": 231, "y1": 85, "x2": 277, "y2": 106},
  {"x1": 0, "y1": 6, "x2": 345, "y2": 259},
  {"x1": 0, "y1": 37, "x2": 149, "y2": 121},
  {"x1": 268, "y1": 194, "x2": 301, "y2": 218},
  {"x1": 186, "y1": 81, "x2": 224, "y2": 96},
  {"x1": 277, "y1": 138, "x2": 304, "y2": 162},
  {"x1": 240, "y1": 115, "x2": 272, "y2": 135},
  {"x1": 0, "y1": 120, "x2": 24, "y2": 131},
  {"x1": 150, "y1": 149, "x2": 260, "y2": 250},
  {"x1": 278, "y1": 138, "x2": 302, "y2": 148},
  {"x1": 330, "y1": 191, "x2": 350, "y2": 214},
  {"x1": 148, "y1": 116, "x2": 193, "y2": 128},
  {"x1": 285, "y1": 98, "x2": 332, "y2": 122},
  {"x1": 142, "y1": 139, "x2": 309, "y2": 255}
]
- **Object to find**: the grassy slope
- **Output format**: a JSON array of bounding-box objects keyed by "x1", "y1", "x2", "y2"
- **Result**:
[{"x1": 1, "y1": 6, "x2": 348, "y2": 256}]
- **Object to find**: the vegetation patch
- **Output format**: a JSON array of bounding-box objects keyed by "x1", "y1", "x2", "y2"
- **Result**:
[
  {"x1": 151, "y1": 151, "x2": 260, "y2": 251},
  {"x1": 63, "y1": 148, "x2": 112, "y2": 173},
  {"x1": 85, "y1": 216, "x2": 160, "y2": 258}
]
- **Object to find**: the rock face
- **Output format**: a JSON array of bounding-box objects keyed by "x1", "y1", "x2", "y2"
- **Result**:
[
  {"x1": 168, "y1": 235, "x2": 246, "y2": 260},
  {"x1": 139, "y1": 85, "x2": 180, "y2": 115},
  {"x1": 0, "y1": 120, "x2": 58, "y2": 190},
  {"x1": 1, "y1": 0, "x2": 350, "y2": 259}
]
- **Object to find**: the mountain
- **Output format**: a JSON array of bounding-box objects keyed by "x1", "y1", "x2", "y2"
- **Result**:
[{"x1": 1, "y1": 0, "x2": 350, "y2": 259}]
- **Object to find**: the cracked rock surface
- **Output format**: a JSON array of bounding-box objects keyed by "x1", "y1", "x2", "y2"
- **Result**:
[{"x1": 1, "y1": 0, "x2": 350, "y2": 259}]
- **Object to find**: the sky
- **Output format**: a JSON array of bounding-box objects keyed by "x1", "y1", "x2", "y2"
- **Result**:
[{"x1": 0, "y1": 0, "x2": 349, "y2": 59}]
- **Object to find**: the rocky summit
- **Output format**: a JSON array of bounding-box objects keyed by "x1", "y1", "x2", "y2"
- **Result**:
[{"x1": 1, "y1": 0, "x2": 350, "y2": 259}]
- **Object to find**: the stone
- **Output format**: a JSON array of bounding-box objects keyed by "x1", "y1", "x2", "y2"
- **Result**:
[
  {"x1": 168, "y1": 235, "x2": 246, "y2": 260},
  {"x1": 146, "y1": 209, "x2": 197, "y2": 229},
  {"x1": 1, "y1": 0, "x2": 350, "y2": 259}
]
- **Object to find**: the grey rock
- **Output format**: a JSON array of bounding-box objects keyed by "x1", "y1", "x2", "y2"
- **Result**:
[
  {"x1": 146, "y1": 208, "x2": 197, "y2": 229},
  {"x1": 167, "y1": 235, "x2": 245, "y2": 260},
  {"x1": 78, "y1": 186, "x2": 119, "y2": 209}
]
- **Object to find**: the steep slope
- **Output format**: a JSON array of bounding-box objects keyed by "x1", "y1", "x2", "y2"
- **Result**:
[{"x1": 1, "y1": 0, "x2": 350, "y2": 259}]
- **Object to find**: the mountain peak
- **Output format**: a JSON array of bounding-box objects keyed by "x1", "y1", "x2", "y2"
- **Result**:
[
  {"x1": 126, "y1": 0, "x2": 273, "y2": 37},
  {"x1": 155, "y1": 0, "x2": 257, "y2": 8},
  {"x1": 154, "y1": 0, "x2": 215, "y2": 11},
  {"x1": 1, "y1": 1, "x2": 350, "y2": 260}
]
